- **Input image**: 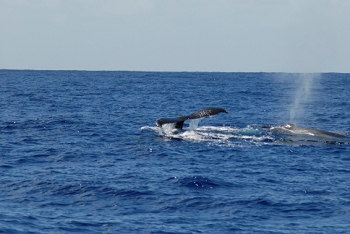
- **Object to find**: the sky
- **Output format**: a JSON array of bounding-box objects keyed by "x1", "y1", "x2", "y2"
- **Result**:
[{"x1": 1, "y1": 0, "x2": 350, "y2": 72}]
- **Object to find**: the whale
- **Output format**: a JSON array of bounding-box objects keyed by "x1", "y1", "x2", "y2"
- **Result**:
[
  {"x1": 262, "y1": 123, "x2": 348, "y2": 139},
  {"x1": 156, "y1": 107, "x2": 228, "y2": 130}
]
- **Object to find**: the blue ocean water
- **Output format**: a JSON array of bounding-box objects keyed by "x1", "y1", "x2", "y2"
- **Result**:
[{"x1": 1, "y1": 70, "x2": 350, "y2": 233}]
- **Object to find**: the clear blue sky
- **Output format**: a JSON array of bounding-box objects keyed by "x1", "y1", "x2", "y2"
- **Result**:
[{"x1": 1, "y1": 0, "x2": 349, "y2": 72}]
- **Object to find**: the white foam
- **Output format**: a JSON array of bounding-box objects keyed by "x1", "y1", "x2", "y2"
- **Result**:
[{"x1": 141, "y1": 124, "x2": 274, "y2": 147}]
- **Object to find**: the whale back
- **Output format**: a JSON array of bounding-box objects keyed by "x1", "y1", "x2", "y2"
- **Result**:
[{"x1": 279, "y1": 123, "x2": 348, "y2": 138}]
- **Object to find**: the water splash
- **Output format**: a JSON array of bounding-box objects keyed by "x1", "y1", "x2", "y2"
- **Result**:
[
  {"x1": 141, "y1": 125, "x2": 274, "y2": 146},
  {"x1": 188, "y1": 118, "x2": 202, "y2": 130},
  {"x1": 289, "y1": 74, "x2": 319, "y2": 123}
]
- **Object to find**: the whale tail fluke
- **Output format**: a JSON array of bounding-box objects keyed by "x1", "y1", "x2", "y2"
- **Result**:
[
  {"x1": 156, "y1": 107, "x2": 228, "y2": 129},
  {"x1": 175, "y1": 120, "x2": 185, "y2": 129}
]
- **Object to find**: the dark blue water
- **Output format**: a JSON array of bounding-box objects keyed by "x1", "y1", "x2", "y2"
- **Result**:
[{"x1": 1, "y1": 70, "x2": 350, "y2": 233}]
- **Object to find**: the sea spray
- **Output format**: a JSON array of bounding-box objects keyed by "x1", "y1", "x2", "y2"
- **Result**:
[
  {"x1": 188, "y1": 118, "x2": 202, "y2": 130},
  {"x1": 289, "y1": 74, "x2": 319, "y2": 124}
]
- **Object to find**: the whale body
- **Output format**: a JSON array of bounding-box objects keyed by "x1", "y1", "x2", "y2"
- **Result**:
[
  {"x1": 156, "y1": 107, "x2": 228, "y2": 130},
  {"x1": 262, "y1": 123, "x2": 348, "y2": 139}
]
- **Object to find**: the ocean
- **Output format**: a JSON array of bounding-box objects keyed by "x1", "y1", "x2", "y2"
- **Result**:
[{"x1": 1, "y1": 70, "x2": 350, "y2": 233}]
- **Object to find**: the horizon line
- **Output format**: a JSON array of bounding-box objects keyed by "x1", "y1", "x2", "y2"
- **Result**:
[{"x1": 0, "y1": 68, "x2": 348, "y2": 74}]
